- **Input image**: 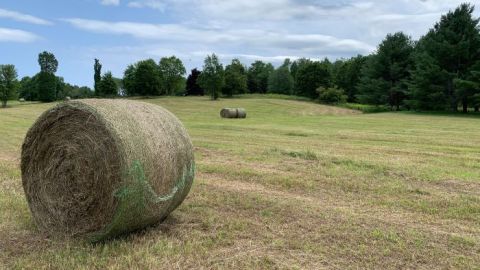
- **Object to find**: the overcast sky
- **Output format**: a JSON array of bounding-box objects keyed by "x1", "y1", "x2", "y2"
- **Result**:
[{"x1": 0, "y1": 0, "x2": 478, "y2": 87}]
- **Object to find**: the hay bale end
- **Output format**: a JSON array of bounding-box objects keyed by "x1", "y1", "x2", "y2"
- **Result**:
[{"x1": 21, "y1": 99, "x2": 195, "y2": 242}]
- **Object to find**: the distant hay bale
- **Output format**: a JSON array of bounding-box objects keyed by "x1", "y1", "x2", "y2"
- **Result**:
[
  {"x1": 236, "y1": 108, "x2": 247, "y2": 118},
  {"x1": 65, "y1": 96, "x2": 71, "y2": 101},
  {"x1": 19, "y1": 98, "x2": 25, "y2": 102},
  {"x1": 21, "y1": 99, "x2": 195, "y2": 242},
  {"x1": 220, "y1": 108, "x2": 247, "y2": 119}
]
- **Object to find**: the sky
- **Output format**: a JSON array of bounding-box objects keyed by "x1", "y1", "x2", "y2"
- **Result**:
[{"x1": 0, "y1": 0, "x2": 479, "y2": 87}]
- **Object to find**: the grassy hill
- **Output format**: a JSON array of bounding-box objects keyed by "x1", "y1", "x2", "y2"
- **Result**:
[{"x1": 1, "y1": 97, "x2": 479, "y2": 269}]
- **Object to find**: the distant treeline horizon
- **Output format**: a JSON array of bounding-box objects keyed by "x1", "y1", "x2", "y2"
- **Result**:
[{"x1": 1, "y1": 3, "x2": 479, "y2": 112}]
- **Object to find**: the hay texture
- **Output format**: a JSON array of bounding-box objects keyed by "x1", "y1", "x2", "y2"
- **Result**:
[
  {"x1": 220, "y1": 108, "x2": 247, "y2": 119},
  {"x1": 21, "y1": 99, "x2": 195, "y2": 242}
]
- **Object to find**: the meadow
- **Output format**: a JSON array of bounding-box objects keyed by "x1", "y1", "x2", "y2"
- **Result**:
[{"x1": 0, "y1": 96, "x2": 479, "y2": 269}]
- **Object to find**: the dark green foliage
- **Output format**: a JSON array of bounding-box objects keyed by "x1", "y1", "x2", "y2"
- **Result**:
[
  {"x1": 294, "y1": 59, "x2": 331, "y2": 99},
  {"x1": 0, "y1": 64, "x2": 18, "y2": 108},
  {"x1": 247, "y1": 61, "x2": 274, "y2": 93},
  {"x1": 410, "y1": 3, "x2": 480, "y2": 112},
  {"x1": 268, "y1": 62, "x2": 294, "y2": 95},
  {"x1": 38, "y1": 51, "x2": 58, "y2": 74},
  {"x1": 357, "y1": 32, "x2": 414, "y2": 110},
  {"x1": 332, "y1": 55, "x2": 367, "y2": 102},
  {"x1": 198, "y1": 54, "x2": 224, "y2": 100},
  {"x1": 123, "y1": 59, "x2": 162, "y2": 96},
  {"x1": 94, "y1": 59, "x2": 102, "y2": 96},
  {"x1": 56, "y1": 77, "x2": 66, "y2": 100},
  {"x1": 186, "y1": 68, "x2": 204, "y2": 96},
  {"x1": 37, "y1": 72, "x2": 57, "y2": 102},
  {"x1": 18, "y1": 76, "x2": 38, "y2": 101},
  {"x1": 98, "y1": 72, "x2": 118, "y2": 96},
  {"x1": 158, "y1": 56, "x2": 186, "y2": 95},
  {"x1": 62, "y1": 83, "x2": 93, "y2": 99},
  {"x1": 317, "y1": 86, "x2": 347, "y2": 104},
  {"x1": 223, "y1": 59, "x2": 248, "y2": 97}
]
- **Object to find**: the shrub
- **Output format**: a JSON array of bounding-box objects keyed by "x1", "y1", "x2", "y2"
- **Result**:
[{"x1": 317, "y1": 86, "x2": 347, "y2": 104}]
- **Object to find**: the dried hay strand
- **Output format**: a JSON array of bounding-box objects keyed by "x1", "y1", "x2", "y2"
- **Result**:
[
  {"x1": 220, "y1": 108, "x2": 247, "y2": 119},
  {"x1": 21, "y1": 99, "x2": 195, "y2": 242}
]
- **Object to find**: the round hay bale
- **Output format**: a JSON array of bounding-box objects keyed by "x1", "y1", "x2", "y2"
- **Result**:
[
  {"x1": 220, "y1": 108, "x2": 237, "y2": 118},
  {"x1": 19, "y1": 98, "x2": 25, "y2": 102},
  {"x1": 65, "y1": 96, "x2": 71, "y2": 101},
  {"x1": 21, "y1": 99, "x2": 195, "y2": 242},
  {"x1": 220, "y1": 108, "x2": 247, "y2": 119},
  {"x1": 236, "y1": 108, "x2": 247, "y2": 118}
]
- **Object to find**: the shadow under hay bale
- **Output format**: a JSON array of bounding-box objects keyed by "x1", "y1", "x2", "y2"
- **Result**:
[
  {"x1": 220, "y1": 108, "x2": 247, "y2": 119},
  {"x1": 21, "y1": 99, "x2": 195, "y2": 242}
]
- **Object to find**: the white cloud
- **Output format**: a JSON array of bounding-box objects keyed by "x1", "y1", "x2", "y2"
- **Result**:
[
  {"x1": 128, "y1": 0, "x2": 165, "y2": 11},
  {"x1": 63, "y1": 18, "x2": 375, "y2": 56},
  {"x1": 100, "y1": 0, "x2": 120, "y2": 6},
  {"x1": 0, "y1": 27, "x2": 38, "y2": 42},
  {"x1": 0, "y1": 8, "x2": 52, "y2": 25}
]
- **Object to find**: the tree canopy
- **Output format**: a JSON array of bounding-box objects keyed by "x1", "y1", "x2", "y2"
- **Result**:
[
  {"x1": 198, "y1": 54, "x2": 224, "y2": 100},
  {"x1": 0, "y1": 65, "x2": 18, "y2": 108}
]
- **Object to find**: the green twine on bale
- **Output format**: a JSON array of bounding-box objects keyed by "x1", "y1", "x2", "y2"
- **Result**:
[{"x1": 88, "y1": 160, "x2": 195, "y2": 243}]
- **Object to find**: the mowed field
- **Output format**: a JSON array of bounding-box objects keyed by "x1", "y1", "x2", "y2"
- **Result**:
[{"x1": 1, "y1": 96, "x2": 480, "y2": 269}]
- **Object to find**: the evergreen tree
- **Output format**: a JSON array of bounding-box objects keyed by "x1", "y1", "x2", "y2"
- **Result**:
[
  {"x1": 186, "y1": 68, "x2": 204, "y2": 96},
  {"x1": 357, "y1": 32, "x2": 414, "y2": 110},
  {"x1": 410, "y1": 3, "x2": 480, "y2": 112}
]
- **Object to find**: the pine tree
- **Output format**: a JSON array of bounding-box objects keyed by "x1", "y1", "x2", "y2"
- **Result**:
[
  {"x1": 410, "y1": 3, "x2": 480, "y2": 112},
  {"x1": 357, "y1": 32, "x2": 414, "y2": 110}
]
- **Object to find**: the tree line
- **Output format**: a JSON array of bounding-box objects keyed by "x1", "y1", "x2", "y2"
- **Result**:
[
  {"x1": 195, "y1": 3, "x2": 480, "y2": 113},
  {"x1": 1, "y1": 3, "x2": 479, "y2": 113}
]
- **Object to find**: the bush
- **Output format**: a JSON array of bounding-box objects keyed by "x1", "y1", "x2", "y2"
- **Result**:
[{"x1": 317, "y1": 87, "x2": 347, "y2": 104}]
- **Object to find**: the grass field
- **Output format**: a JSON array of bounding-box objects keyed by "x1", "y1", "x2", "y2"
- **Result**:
[{"x1": 1, "y1": 96, "x2": 480, "y2": 269}]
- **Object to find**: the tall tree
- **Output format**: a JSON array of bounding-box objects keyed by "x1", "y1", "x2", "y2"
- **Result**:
[
  {"x1": 268, "y1": 60, "x2": 294, "y2": 95},
  {"x1": 186, "y1": 68, "x2": 204, "y2": 96},
  {"x1": 158, "y1": 56, "x2": 186, "y2": 95},
  {"x1": 223, "y1": 58, "x2": 248, "y2": 97},
  {"x1": 98, "y1": 72, "x2": 118, "y2": 96},
  {"x1": 94, "y1": 59, "x2": 102, "y2": 96},
  {"x1": 410, "y1": 3, "x2": 480, "y2": 112},
  {"x1": 247, "y1": 61, "x2": 274, "y2": 93},
  {"x1": 199, "y1": 54, "x2": 224, "y2": 100},
  {"x1": 38, "y1": 51, "x2": 58, "y2": 74},
  {"x1": 294, "y1": 60, "x2": 331, "y2": 99},
  {"x1": 122, "y1": 59, "x2": 162, "y2": 96},
  {"x1": 37, "y1": 51, "x2": 58, "y2": 102},
  {"x1": 0, "y1": 65, "x2": 18, "y2": 108},
  {"x1": 357, "y1": 32, "x2": 414, "y2": 110}
]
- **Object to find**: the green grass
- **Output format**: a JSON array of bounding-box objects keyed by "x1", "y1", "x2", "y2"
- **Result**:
[{"x1": 1, "y1": 96, "x2": 480, "y2": 269}]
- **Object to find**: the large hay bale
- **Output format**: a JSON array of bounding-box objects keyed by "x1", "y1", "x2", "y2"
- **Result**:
[
  {"x1": 220, "y1": 108, "x2": 247, "y2": 119},
  {"x1": 21, "y1": 99, "x2": 195, "y2": 242}
]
